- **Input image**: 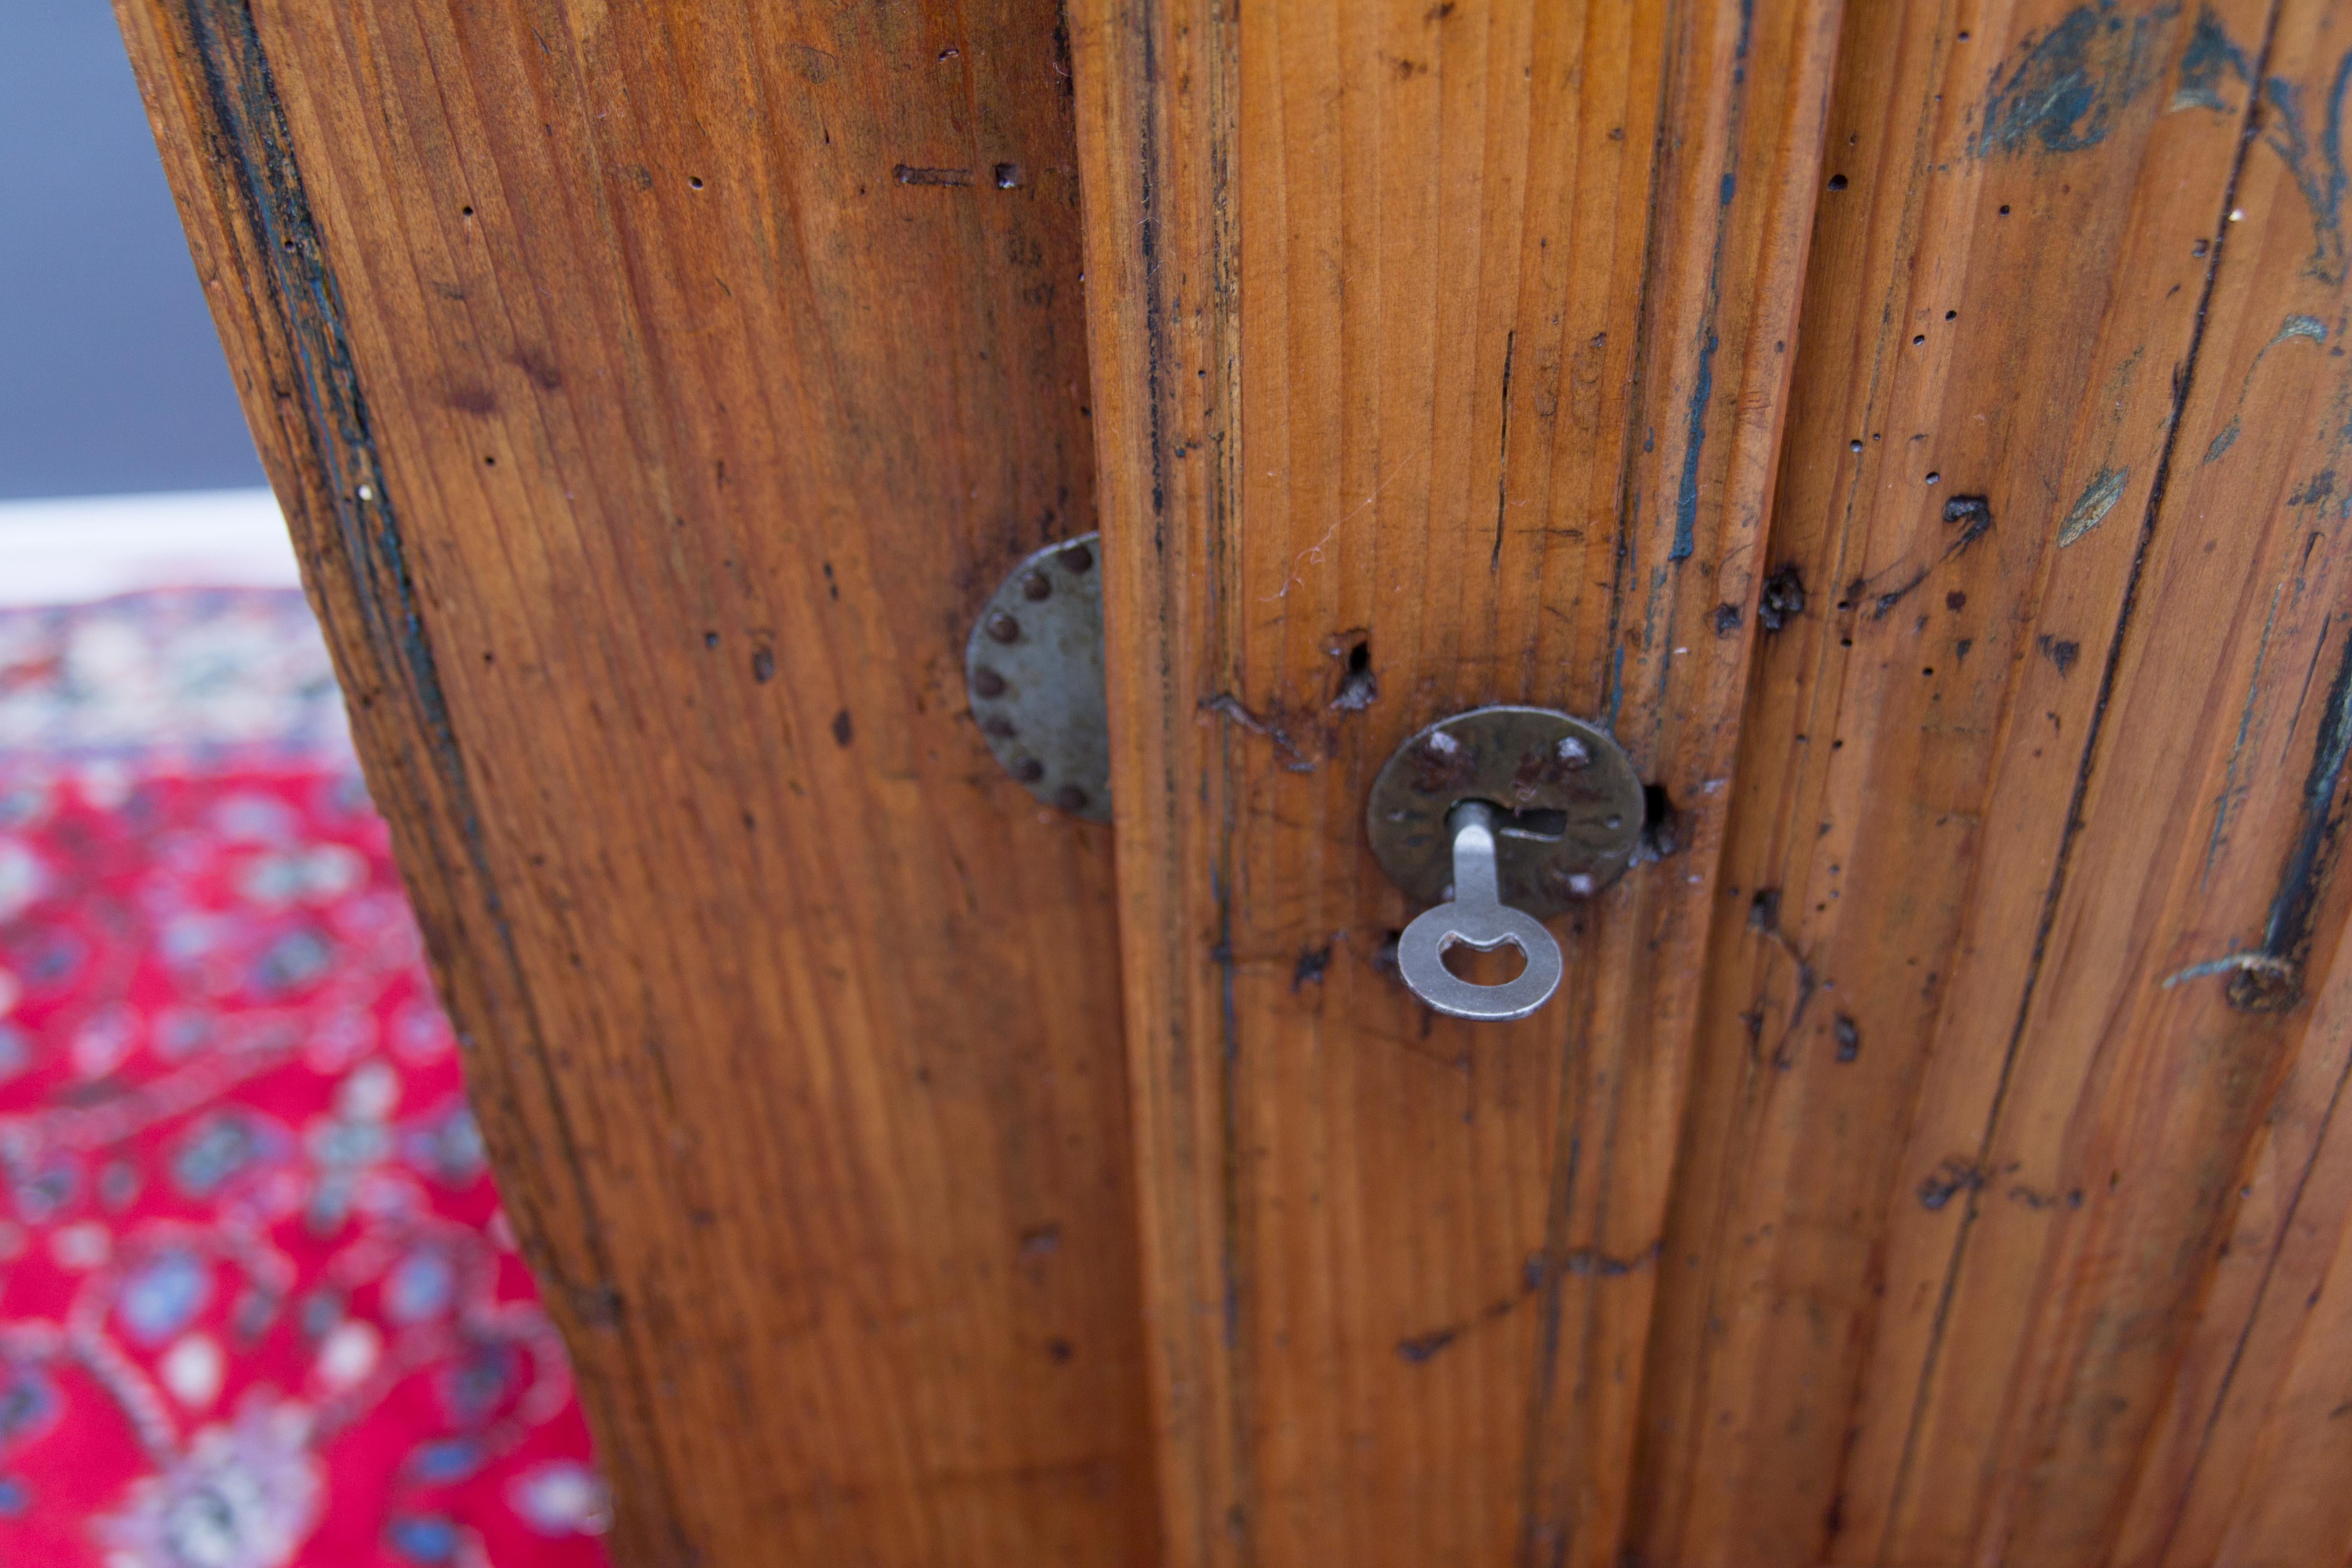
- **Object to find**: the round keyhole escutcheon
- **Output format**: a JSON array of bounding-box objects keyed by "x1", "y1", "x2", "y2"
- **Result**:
[
  {"x1": 1365, "y1": 706, "x2": 1645, "y2": 920},
  {"x1": 964, "y1": 533, "x2": 1110, "y2": 822}
]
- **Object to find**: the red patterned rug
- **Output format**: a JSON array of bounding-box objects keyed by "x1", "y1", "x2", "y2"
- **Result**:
[{"x1": 0, "y1": 591, "x2": 609, "y2": 1568}]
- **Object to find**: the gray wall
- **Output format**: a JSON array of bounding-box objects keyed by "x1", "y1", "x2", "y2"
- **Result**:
[{"x1": 1, "y1": 0, "x2": 264, "y2": 500}]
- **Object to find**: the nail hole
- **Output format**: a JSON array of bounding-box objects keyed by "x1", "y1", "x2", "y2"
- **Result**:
[
  {"x1": 1639, "y1": 783, "x2": 1682, "y2": 861},
  {"x1": 1758, "y1": 563, "x2": 1807, "y2": 632},
  {"x1": 1331, "y1": 637, "x2": 1378, "y2": 711}
]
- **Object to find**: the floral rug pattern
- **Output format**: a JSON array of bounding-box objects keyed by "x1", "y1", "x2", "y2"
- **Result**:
[{"x1": 0, "y1": 591, "x2": 608, "y2": 1568}]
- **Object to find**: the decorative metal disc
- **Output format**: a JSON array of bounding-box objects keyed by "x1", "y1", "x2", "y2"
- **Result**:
[
  {"x1": 1366, "y1": 706, "x2": 1643, "y2": 918},
  {"x1": 965, "y1": 533, "x2": 1109, "y2": 822}
]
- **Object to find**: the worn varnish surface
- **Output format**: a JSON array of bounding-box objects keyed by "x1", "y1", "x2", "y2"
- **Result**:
[
  {"x1": 111, "y1": 1, "x2": 1153, "y2": 1563},
  {"x1": 1070, "y1": 0, "x2": 1838, "y2": 1563},
  {"x1": 1643, "y1": 1, "x2": 2352, "y2": 1565},
  {"x1": 124, "y1": 0, "x2": 2352, "y2": 1560},
  {"x1": 1076, "y1": 0, "x2": 2352, "y2": 1562}
]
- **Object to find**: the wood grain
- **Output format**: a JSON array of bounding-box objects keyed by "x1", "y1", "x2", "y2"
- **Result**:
[
  {"x1": 110, "y1": 0, "x2": 1153, "y2": 1563},
  {"x1": 1069, "y1": 0, "x2": 1839, "y2": 1563},
  {"x1": 1640, "y1": 1, "x2": 2352, "y2": 1564},
  {"x1": 122, "y1": 0, "x2": 2352, "y2": 1558}
]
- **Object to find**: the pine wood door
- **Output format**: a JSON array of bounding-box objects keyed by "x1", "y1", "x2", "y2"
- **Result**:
[{"x1": 121, "y1": 0, "x2": 2352, "y2": 1563}]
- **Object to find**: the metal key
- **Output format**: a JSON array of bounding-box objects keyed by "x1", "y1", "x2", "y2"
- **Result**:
[{"x1": 1395, "y1": 800, "x2": 1565, "y2": 1021}]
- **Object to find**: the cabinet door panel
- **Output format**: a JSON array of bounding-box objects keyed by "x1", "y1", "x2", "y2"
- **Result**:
[
  {"x1": 1640, "y1": 1, "x2": 2295, "y2": 1562},
  {"x1": 122, "y1": 0, "x2": 2352, "y2": 1563},
  {"x1": 112, "y1": 1, "x2": 1152, "y2": 1563},
  {"x1": 1069, "y1": 2, "x2": 1838, "y2": 1563}
]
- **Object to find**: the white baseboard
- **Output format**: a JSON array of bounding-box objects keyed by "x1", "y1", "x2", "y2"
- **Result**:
[{"x1": 0, "y1": 488, "x2": 300, "y2": 607}]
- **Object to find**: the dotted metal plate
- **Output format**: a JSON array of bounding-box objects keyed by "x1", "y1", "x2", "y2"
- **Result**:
[
  {"x1": 965, "y1": 533, "x2": 1109, "y2": 823},
  {"x1": 1366, "y1": 706, "x2": 1643, "y2": 919}
]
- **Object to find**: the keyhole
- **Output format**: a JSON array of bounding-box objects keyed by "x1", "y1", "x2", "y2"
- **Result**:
[
  {"x1": 1441, "y1": 938, "x2": 1528, "y2": 986},
  {"x1": 1463, "y1": 799, "x2": 1570, "y2": 842}
]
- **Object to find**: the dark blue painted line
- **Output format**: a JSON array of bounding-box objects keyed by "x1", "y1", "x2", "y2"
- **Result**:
[
  {"x1": 1672, "y1": 333, "x2": 1719, "y2": 562},
  {"x1": 2254, "y1": 616, "x2": 2352, "y2": 981}
]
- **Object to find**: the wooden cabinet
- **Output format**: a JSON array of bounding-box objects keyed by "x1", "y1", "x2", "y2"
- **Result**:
[{"x1": 118, "y1": 0, "x2": 2352, "y2": 1562}]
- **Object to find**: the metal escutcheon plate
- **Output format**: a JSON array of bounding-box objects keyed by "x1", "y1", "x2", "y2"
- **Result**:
[
  {"x1": 965, "y1": 533, "x2": 1110, "y2": 823},
  {"x1": 1366, "y1": 706, "x2": 1644, "y2": 919}
]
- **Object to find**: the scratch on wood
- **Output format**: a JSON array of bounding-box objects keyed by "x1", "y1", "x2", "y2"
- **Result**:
[
  {"x1": 2205, "y1": 314, "x2": 2329, "y2": 463},
  {"x1": 1262, "y1": 448, "x2": 1426, "y2": 601},
  {"x1": 2205, "y1": 579, "x2": 2285, "y2": 887},
  {"x1": 1916, "y1": 1156, "x2": 1986, "y2": 1211},
  {"x1": 1201, "y1": 693, "x2": 1319, "y2": 772},
  {"x1": 1556, "y1": 1240, "x2": 1662, "y2": 1278},
  {"x1": 1493, "y1": 329, "x2": 1516, "y2": 570},
  {"x1": 1518, "y1": 1129, "x2": 1582, "y2": 1560},
  {"x1": 2160, "y1": 951, "x2": 2295, "y2": 988},
  {"x1": 1866, "y1": 495, "x2": 1994, "y2": 617},
  {"x1": 2058, "y1": 466, "x2": 2130, "y2": 546},
  {"x1": 1748, "y1": 888, "x2": 1818, "y2": 1066},
  {"x1": 2225, "y1": 615, "x2": 2352, "y2": 1009}
]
